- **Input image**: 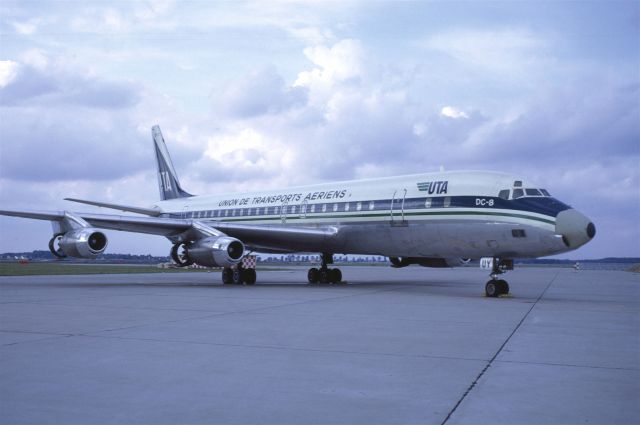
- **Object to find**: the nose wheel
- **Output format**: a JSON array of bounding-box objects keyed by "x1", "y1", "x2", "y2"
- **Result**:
[
  {"x1": 485, "y1": 257, "x2": 512, "y2": 297},
  {"x1": 308, "y1": 253, "x2": 343, "y2": 284}
]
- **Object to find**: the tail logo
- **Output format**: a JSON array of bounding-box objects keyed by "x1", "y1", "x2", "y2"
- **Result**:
[{"x1": 160, "y1": 171, "x2": 173, "y2": 191}]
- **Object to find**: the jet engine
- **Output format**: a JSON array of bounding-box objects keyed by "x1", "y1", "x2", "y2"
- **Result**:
[
  {"x1": 390, "y1": 257, "x2": 471, "y2": 268},
  {"x1": 171, "y1": 236, "x2": 245, "y2": 268},
  {"x1": 49, "y1": 229, "x2": 108, "y2": 259}
]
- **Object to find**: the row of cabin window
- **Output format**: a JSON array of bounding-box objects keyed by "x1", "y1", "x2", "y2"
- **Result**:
[
  {"x1": 184, "y1": 197, "x2": 457, "y2": 219},
  {"x1": 186, "y1": 201, "x2": 375, "y2": 219}
]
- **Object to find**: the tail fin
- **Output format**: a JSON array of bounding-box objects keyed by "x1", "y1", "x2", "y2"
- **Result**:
[{"x1": 152, "y1": 125, "x2": 193, "y2": 201}]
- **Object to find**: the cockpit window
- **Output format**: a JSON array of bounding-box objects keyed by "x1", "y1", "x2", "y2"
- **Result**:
[
  {"x1": 540, "y1": 189, "x2": 550, "y2": 196},
  {"x1": 498, "y1": 189, "x2": 510, "y2": 200},
  {"x1": 525, "y1": 188, "x2": 542, "y2": 196},
  {"x1": 513, "y1": 180, "x2": 522, "y2": 187},
  {"x1": 513, "y1": 188, "x2": 524, "y2": 199}
]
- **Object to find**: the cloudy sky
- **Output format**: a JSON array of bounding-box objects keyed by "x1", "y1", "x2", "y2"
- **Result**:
[{"x1": 0, "y1": 0, "x2": 638, "y2": 259}]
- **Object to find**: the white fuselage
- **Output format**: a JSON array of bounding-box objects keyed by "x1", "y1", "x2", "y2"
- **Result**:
[{"x1": 154, "y1": 170, "x2": 583, "y2": 259}]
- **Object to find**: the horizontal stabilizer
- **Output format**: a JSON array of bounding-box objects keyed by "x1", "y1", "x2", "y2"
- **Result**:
[{"x1": 64, "y1": 198, "x2": 161, "y2": 216}]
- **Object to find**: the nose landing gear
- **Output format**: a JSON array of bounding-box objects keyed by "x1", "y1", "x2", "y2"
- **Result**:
[
  {"x1": 484, "y1": 258, "x2": 513, "y2": 297},
  {"x1": 308, "y1": 252, "x2": 343, "y2": 284}
]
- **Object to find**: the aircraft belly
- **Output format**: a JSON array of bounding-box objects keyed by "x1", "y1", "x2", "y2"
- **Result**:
[
  {"x1": 334, "y1": 219, "x2": 559, "y2": 258},
  {"x1": 338, "y1": 222, "x2": 442, "y2": 257}
]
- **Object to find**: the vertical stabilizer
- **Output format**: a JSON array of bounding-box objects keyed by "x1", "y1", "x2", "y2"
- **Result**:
[{"x1": 152, "y1": 125, "x2": 193, "y2": 200}]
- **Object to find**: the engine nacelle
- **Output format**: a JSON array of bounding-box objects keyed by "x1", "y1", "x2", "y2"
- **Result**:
[
  {"x1": 390, "y1": 257, "x2": 471, "y2": 268},
  {"x1": 56, "y1": 229, "x2": 108, "y2": 259},
  {"x1": 184, "y1": 236, "x2": 245, "y2": 268}
]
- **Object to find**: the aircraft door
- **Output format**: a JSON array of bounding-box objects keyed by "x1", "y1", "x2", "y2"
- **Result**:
[
  {"x1": 390, "y1": 189, "x2": 408, "y2": 226},
  {"x1": 299, "y1": 199, "x2": 308, "y2": 220}
]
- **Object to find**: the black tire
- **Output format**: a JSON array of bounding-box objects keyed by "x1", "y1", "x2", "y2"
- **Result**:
[
  {"x1": 330, "y1": 268, "x2": 342, "y2": 283},
  {"x1": 485, "y1": 280, "x2": 499, "y2": 297},
  {"x1": 222, "y1": 268, "x2": 233, "y2": 285},
  {"x1": 308, "y1": 268, "x2": 319, "y2": 284},
  {"x1": 319, "y1": 268, "x2": 330, "y2": 284},
  {"x1": 497, "y1": 279, "x2": 509, "y2": 295},
  {"x1": 243, "y1": 269, "x2": 257, "y2": 285},
  {"x1": 232, "y1": 268, "x2": 244, "y2": 285}
]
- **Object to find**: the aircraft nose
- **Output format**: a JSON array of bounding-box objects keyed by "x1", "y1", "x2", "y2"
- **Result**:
[{"x1": 555, "y1": 209, "x2": 596, "y2": 249}]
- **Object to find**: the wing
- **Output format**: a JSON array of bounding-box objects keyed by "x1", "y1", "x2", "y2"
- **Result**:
[
  {"x1": 0, "y1": 209, "x2": 340, "y2": 252},
  {"x1": 63, "y1": 198, "x2": 162, "y2": 216}
]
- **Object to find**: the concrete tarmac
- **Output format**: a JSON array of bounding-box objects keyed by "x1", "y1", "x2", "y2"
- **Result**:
[{"x1": 0, "y1": 266, "x2": 638, "y2": 425}]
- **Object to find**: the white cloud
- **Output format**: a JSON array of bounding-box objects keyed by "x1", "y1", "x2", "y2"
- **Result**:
[
  {"x1": 286, "y1": 26, "x2": 334, "y2": 44},
  {"x1": 0, "y1": 61, "x2": 20, "y2": 88},
  {"x1": 295, "y1": 39, "x2": 365, "y2": 96},
  {"x1": 424, "y1": 28, "x2": 548, "y2": 74},
  {"x1": 12, "y1": 19, "x2": 40, "y2": 35},
  {"x1": 217, "y1": 67, "x2": 307, "y2": 118},
  {"x1": 20, "y1": 49, "x2": 48, "y2": 70},
  {"x1": 440, "y1": 106, "x2": 469, "y2": 119}
]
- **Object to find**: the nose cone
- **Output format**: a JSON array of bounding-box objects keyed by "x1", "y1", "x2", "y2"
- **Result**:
[{"x1": 555, "y1": 209, "x2": 596, "y2": 250}]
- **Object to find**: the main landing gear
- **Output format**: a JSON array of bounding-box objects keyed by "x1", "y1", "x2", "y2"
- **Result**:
[
  {"x1": 485, "y1": 258, "x2": 513, "y2": 297},
  {"x1": 222, "y1": 263, "x2": 256, "y2": 285},
  {"x1": 307, "y1": 253, "x2": 343, "y2": 284}
]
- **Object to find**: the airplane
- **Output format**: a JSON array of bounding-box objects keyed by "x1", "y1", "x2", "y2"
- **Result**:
[{"x1": 0, "y1": 125, "x2": 596, "y2": 297}]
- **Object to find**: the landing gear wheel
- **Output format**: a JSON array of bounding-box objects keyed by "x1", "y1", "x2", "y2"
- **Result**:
[
  {"x1": 330, "y1": 268, "x2": 342, "y2": 284},
  {"x1": 497, "y1": 279, "x2": 509, "y2": 295},
  {"x1": 242, "y1": 269, "x2": 256, "y2": 285},
  {"x1": 222, "y1": 268, "x2": 233, "y2": 285},
  {"x1": 232, "y1": 267, "x2": 244, "y2": 285},
  {"x1": 485, "y1": 280, "x2": 499, "y2": 297},
  {"x1": 308, "y1": 268, "x2": 319, "y2": 284}
]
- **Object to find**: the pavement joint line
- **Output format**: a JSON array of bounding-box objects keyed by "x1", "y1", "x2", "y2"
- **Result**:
[
  {"x1": 77, "y1": 284, "x2": 416, "y2": 336},
  {"x1": 440, "y1": 272, "x2": 559, "y2": 425},
  {"x1": 2, "y1": 287, "x2": 404, "y2": 348},
  {"x1": 75, "y1": 332, "x2": 492, "y2": 364},
  {"x1": 494, "y1": 359, "x2": 639, "y2": 372},
  {"x1": 2, "y1": 335, "x2": 74, "y2": 347},
  {"x1": 0, "y1": 329, "x2": 72, "y2": 336},
  {"x1": 0, "y1": 330, "x2": 75, "y2": 347},
  {"x1": 2, "y1": 300, "x2": 232, "y2": 314}
]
